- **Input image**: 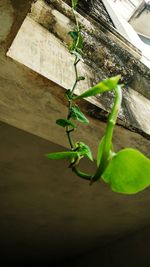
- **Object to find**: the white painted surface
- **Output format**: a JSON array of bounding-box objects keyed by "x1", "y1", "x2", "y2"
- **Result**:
[
  {"x1": 130, "y1": 9, "x2": 150, "y2": 38},
  {"x1": 111, "y1": 0, "x2": 142, "y2": 21},
  {"x1": 125, "y1": 87, "x2": 150, "y2": 135},
  {"x1": 7, "y1": 16, "x2": 96, "y2": 102},
  {"x1": 103, "y1": 0, "x2": 150, "y2": 67}
]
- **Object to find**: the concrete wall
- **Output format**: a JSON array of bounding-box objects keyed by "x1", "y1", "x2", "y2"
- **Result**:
[{"x1": 1, "y1": 0, "x2": 150, "y2": 141}]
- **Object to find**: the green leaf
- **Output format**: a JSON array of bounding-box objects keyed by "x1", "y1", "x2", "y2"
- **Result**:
[
  {"x1": 68, "y1": 31, "x2": 78, "y2": 42},
  {"x1": 56, "y1": 119, "x2": 76, "y2": 128},
  {"x1": 76, "y1": 32, "x2": 84, "y2": 51},
  {"x1": 71, "y1": 0, "x2": 78, "y2": 9},
  {"x1": 46, "y1": 142, "x2": 93, "y2": 163},
  {"x1": 71, "y1": 105, "x2": 89, "y2": 124},
  {"x1": 75, "y1": 142, "x2": 93, "y2": 161},
  {"x1": 102, "y1": 148, "x2": 150, "y2": 194},
  {"x1": 74, "y1": 75, "x2": 121, "y2": 100},
  {"x1": 46, "y1": 151, "x2": 79, "y2": 160},
  {"x1": 69, "y1": 31, "x2": 83, "y2": 53},
  {"x1": 77, "y1": 76, "x2": 85, "y2": 81}
]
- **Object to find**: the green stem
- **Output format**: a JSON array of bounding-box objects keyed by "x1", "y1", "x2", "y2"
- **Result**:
[
  {"x1": 65, "y1": 40, "x2": 80, "y2": 149},
  {"x1": 65, "y1": 57, "x2": 80, "y2": 149},
  {"x1": 66, "y1": 99, "x2": 74, "y2": 149},
  {"x1": 91, "y1": 85, "x2": 122, "y2": 183},
  {"x1": 68, "y1": 1, "x2": 122, "y2": 184},
  {"x1": 66, "y1": 129, "x2": 74, "y2": 149},
  {"x1": 72, "y1": 166, "x2": 92, "y2": 180},
  {"x1": 72, "y1": 8, "x2": 79, "y2": 31},
  {"x1": 71, "y1": 57, "x2": 80, "y2": 94},
  {"x1": 65, "y1": 3, "x2": 92, "y2": 181}
]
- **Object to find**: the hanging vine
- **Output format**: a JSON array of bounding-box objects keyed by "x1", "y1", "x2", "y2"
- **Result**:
[{"x1": 46, "y1": 0, "x2": 150, "y2": 194}]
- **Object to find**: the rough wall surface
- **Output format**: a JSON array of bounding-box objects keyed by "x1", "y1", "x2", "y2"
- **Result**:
[
  {"x1": 0, "y1": 0, "x2": 149, "y2": 152},
  {"x1": 7, "y1": 0, "x2": 150, "y2": 137},
  {"x1": 78, "y1": 0, "x2": 114, "y2": 26}
]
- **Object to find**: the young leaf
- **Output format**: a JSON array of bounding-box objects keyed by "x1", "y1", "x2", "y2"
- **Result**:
[
  {"x1": 75, "y1": 142, "x2": 93, "y2": 161},
  {"x1": 46, "y1": 151, "x2": 79, "y2": 160},
  {"x1": 56, "y1": 118, "x2": 76, "y2": 128},
  {"x1": 74, "y1": 75, "x2": 121, "y2": 100},
  {"x1": 68, "y1": 31, "x2": 78, "y2": 42},
  {"x1": 102, "y1": 148, "x2": 150, "y2": 194},
  {"x1": 71, "y1": 106, "x2": 89, "y2": 124},
  {"x1": 69, "y1": 30, "x2": 83, "y2": 53},
  {"x1": 76, "y1": 32, "x2": 84, "y2": 51},
  {"x1": 71, "y1": 0, "x2": 78, "y2": 9},
  {"x1": 77, "y1": 76, "x2": 85, "y2": 81}
]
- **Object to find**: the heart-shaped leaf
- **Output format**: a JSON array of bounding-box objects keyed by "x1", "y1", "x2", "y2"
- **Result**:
[
  {"x1": 71, "y1": 106, "x2": 89, "y2": 124},
  {"x1": 46, "y1": 151, "x2": 79, "y2": 160},
  {"x1": 77, "y1": 76, "x2": 85, "y2": 81},
  {"x1": 68, "y1": 31, "x2": 78, "y2": 41},
  {"x1": 71, "y1": 0, "x2": 78, "y2": 9},
  {"x1": 102, "y1": 148, "x2": 150, "y2": 194},
  {"x1": 75, "y1": 142, "x2": 93, "y2": 161},
  {"x1": 74, "y1": 75, "x2": 121, "y2": 100},
  {"x1": 56, "y1": 119, "x2": 76, "y2": 128},
  {"x1": 69, "y1": 31, "x2": 83, "y2": 53},
  {"x1": 76, "y1": 32, "x2": 84, "y2": 51}
]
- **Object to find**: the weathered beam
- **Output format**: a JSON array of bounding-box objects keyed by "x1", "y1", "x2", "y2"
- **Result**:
[
  {"x1": 7, "y1": 0, "x2": 150, "y2": 137},
  {"x1": 46, "y1": 0, "x2": 150, "y2": 98}
]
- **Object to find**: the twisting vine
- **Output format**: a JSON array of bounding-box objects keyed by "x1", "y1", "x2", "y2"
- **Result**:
[{"x1": 46, "y1": 0, "x2": 150, "y2": 194}]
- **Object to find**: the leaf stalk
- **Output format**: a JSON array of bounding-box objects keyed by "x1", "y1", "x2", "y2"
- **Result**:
[{"x1": 91, "y1": 85, "x2": 122, "y2": 183}]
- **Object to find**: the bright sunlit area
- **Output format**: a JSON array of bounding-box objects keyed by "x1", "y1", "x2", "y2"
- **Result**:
[{"x1": 105, "y1": 0, "x2": 150, "y2": 67}]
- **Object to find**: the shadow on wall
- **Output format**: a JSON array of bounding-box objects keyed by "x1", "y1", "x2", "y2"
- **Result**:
[
  {"x1": 62, "y1": 226, "x2": 150, "y2": 267},
  {"x1": 0, "y1": 122, "x2": 150, "y2": 267}
]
